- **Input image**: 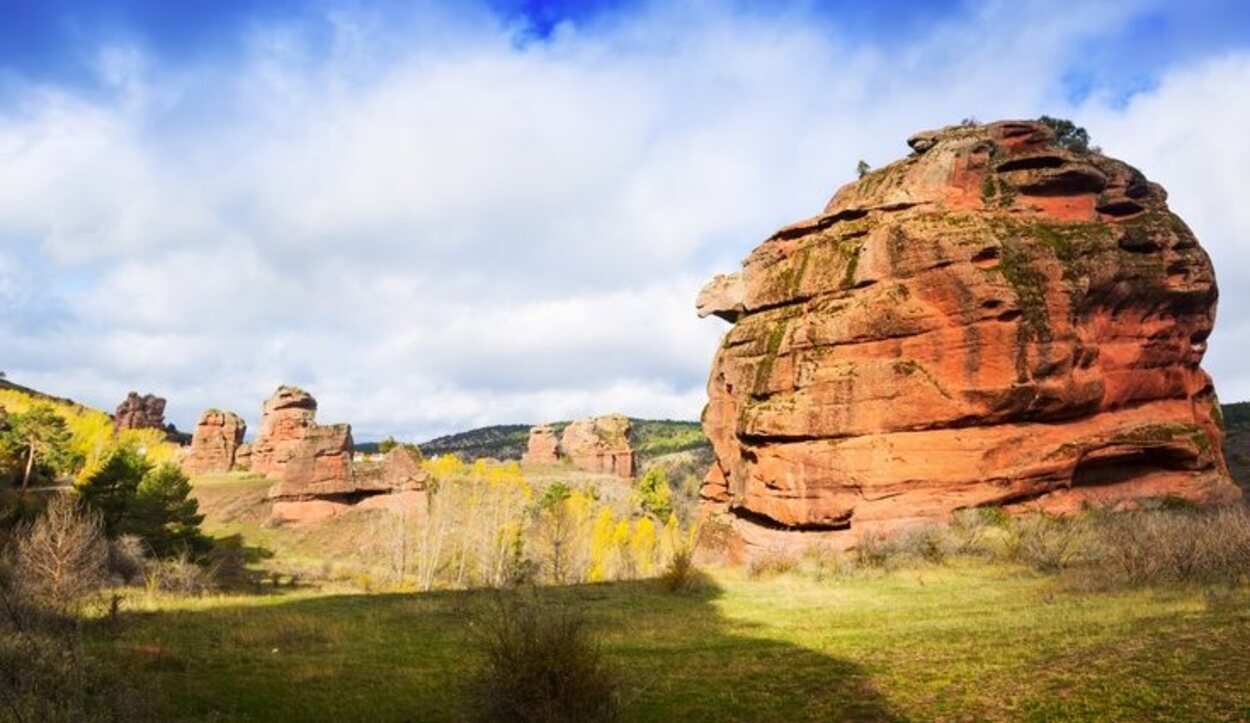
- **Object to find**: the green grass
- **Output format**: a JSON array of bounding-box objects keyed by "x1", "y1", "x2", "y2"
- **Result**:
[{"x1": 97, "y1": 564, "x2": 1250, "y2": 721}]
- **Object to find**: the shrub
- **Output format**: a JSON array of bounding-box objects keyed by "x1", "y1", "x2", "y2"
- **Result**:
[
  {"x1": 895, "y1": 524, "x2": 953, "y2": 565},
  {"x1": 854, "y1": 530, "x2": 896, "y2": 569},
  {"x1": 1092, "y1": 505, "x2": 1250, "y2": 586},
  {"x1": 747, "y1": 549, "x2": 799, "y2": 579},
  {"x1": 1037, "y1": 115, "x2": 1091, "y2": 153},
  {"x1": 10, "y1": 494, "x2": 107, "y2": 615},
  {"x1": 145, "y1": 552, "x2": 214, "y2": 595},
  {"x1": 659, "y1": 544, "x2": 699, "y2": 593},
  {"x1": 798, "y1": 544, "x2": 851, "y2": 581},
  {"x1": 467, "y1": 593, "x2": 620, "y2": 722},
  {"x1": 1012, "y1": 514, "x2": 1086, "y2": 572},
  {"x1": 106, "y1": 534, "x2": 147, "y2": 585}
]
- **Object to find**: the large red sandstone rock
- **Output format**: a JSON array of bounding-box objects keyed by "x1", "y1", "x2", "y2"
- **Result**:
[
  {"x1": 252, "y1": 386, "x2": 355, "y2": 499},
  {"x1": 560, "y1": 415, "x2": 635, "y2": 478},
  {"x1": 699, "y1": 119, "x2": 1240, "y2": 558},
  {"x1": 521, "y1": 424, "x2": 561, "y2": 465},
  {"x1": 181, "y1": 409, "x2": 247, "y2": 476},
  {"x1": 114, "y1": 392, "x2": 166, "y2": 432}
]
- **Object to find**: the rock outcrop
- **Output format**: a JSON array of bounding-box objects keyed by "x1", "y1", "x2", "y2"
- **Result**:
[
  {"x1": 181, "y1": 409, "x2": 247, "y2": 476},
  {"x1": 114, "y1": 392, "x2": 166, "y2": 432},
  {"x1": 560, "y1": 415, "x2": 635, "y2": 478},
  {"x1": 271, "y1": 443, "x2": 429, "y2": 524},
  {"x1": 246, "y1": 385, "x2": 430, "y2": 523},
  {"x1": 522, "y1": 424, "x2": 561, "y2": 465},
  {"x1": 699, "y1": 119, "x2": 1239, "y2": 558},
  {"x1": 252, "y1": 386, "x2": 355, "y2": 499}
]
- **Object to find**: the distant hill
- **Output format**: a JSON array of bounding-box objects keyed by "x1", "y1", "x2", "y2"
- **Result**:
[
  {"x1": 0, "y1": 376, "x2": 180, "y2": 480},
  {"x1": 405, "y1": 418, "x2": 710, "y2": 465},
  {"x1": 1223, "y1": 401, "x2": 1250, "y2": 495}
]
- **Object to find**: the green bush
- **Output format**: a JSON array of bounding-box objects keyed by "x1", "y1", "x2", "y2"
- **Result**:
[
  {"x1": 1037, "y1": 115, "x2": 1092, "y2": 153},
  {"x1": 467, "y1": 594, "x2": 620, "y2": 722}
]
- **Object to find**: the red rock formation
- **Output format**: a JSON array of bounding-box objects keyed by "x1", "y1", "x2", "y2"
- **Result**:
[
  {"x1": 114, "y1": 392, "x2": 166, "y2": 432},
  {"x1": 699, "y1": 119, "x2": 1240, "y2": 559},
  {"x1": 522, "y1": 424, "x2": 561, "y2": 465},
  {"x1": 181, "y1": 409, "x2": 247, "y2": 476},
  {"x1": 253, "y1": 386, "x2": 355, "y2": 499},
  {"x1": 272, "y1": 444, "x2": 428, "y2": 523},
  {"x1": 560, "y1": 415, "x2": 635, "y2": 478}
]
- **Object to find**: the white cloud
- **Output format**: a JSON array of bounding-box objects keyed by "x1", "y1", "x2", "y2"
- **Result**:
[
  {"x1": 1081, "y1": 52, "x2": 1250, "y2": 402},
  {"x1": 5, "y1": 0, "x2": 1249, "y2": 440}
]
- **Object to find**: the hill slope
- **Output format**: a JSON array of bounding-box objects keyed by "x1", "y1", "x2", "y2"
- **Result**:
[
  {"x1": 0, "y1": 377, "x2": 179, "y2": 480},
  {"x1": 411, "y1": 418, "x2": 709, "y2": 465},
  {"x1": 1223, "y1": 401, "x2": 1250, "y2": 495}
]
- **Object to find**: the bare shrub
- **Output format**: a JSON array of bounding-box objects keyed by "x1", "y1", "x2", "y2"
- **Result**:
[
  {"x1": 854, "y1": 530, "x2": 896, "y2": 570},
  {"x1": 106, "y1": 534, "x2": 147, "y2": 585},
  {"x1": 1012, "y1": 514, "x2": 1085, "y2": 572},
  {"x1": 145, "y1": 552, "x2": 213, "y2": 595},
  {"x1": 746, "y1": 549, "x2": 799, "y2": 579},
  {"x1": 1092, "y1": 505, "x2": 1250, "y2": 586},
  {"x1": 798, "y1": 544, "x2": 852, "y2": 581},
  {"x1": 895, "y1": 524, "x2": 953, "y2": 565},
  {"x1": 467, "y1": 593, "x2": 620, "y2": 723},
  {"x1": 11, "y1": 495, "x2": 107, "y2": 614},
  {"x1": 658, "y1": 545, "x2": 699, "y2": 593}
]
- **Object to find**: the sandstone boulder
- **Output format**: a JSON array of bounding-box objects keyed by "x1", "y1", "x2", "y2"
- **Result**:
[
  {"x1": 181, "y1": 409, "x2": 247, "y2": 476},
  {"x1": 699, "y1": 119, "x2": 1240, "y2": 559},
  {"x1": 560, "y1": 415, "x2": 635, "y2": 478},
  {"x1": 522, "y1": 424, "x2": 561, "y2": 465},
  {"x1": 114, "y1": 392, "x2": 166, "y2": 432}
]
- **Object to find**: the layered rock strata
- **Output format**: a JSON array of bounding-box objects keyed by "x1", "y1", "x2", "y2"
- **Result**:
[
  {"x1": 698, "y1": 119, "x2": 1239, "y2": 559},
  {"x1": 245, "y1": 385, "x2": 430, "y2": 523},
  {"x1": 252, "y1": 386, "x2": 355, "y2": 497},
  {"x1": 181, "y1": 409, "x2": 247, "y2": 476}
]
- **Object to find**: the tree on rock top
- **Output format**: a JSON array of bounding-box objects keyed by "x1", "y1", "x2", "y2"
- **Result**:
[{"x1": 1037, "y1": 115, "x2": 1091, "y2": 153}]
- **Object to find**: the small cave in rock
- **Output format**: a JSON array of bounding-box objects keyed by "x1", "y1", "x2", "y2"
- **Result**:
[
  {"x1": 729, "y1": 504, "x2": 852, "y2": 532},
  {"x1": 971, "y1": 246, "x2": 1001, "y2": 268},
  {"x1": 1096, "y1": 199, "x2": 1145, "y2": 217},
  {"x1": 994, "y1": 154, "x2": 1066, "y2": 172},
  {"x1": 1071, "y1": 447, "x2": 1198, "y2": 488}
]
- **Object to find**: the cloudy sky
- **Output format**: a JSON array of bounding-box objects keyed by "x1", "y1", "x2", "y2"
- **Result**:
[{"x1": 1, "y1": 0, "x2": 1249, "y2": 441}]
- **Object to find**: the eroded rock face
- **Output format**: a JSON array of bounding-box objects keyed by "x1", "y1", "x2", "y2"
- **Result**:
[
  {"x1": 700, "y1": 119, "x2": 1239, "y2": 558},
  {"x1": 181, "y1": 409, "x2": 247, "y2": 476},
  {"x1": 114, "y1": 392, "x2": 166, "y2": 432},
  {"x1": 253, "y1": 386, "x2": 355, "y2": 499},
  {"x1": 560, "y1": 415, "x2": 635, "y2": 478},
  {"x1": 522, "y1": 425, "x2": 561, "y2": 465}
]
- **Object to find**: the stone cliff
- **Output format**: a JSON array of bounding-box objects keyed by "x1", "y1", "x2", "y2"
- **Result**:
[{"x1": 698, "y1": 119, "x2": 1240, "y2": 558}]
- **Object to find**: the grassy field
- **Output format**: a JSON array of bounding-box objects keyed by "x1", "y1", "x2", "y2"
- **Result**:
[{"x1": 97, "y1": 563, "x2": 1250, "y2": 722}]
